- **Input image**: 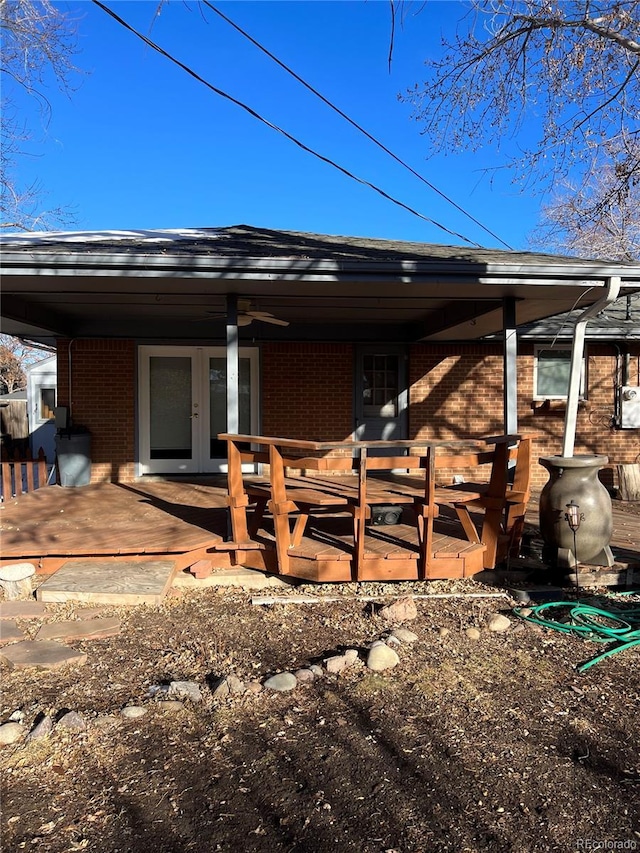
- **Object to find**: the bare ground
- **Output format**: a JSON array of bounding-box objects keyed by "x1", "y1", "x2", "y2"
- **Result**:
[{"x1": 1, "y1": 573, "x2": 639, "y2": 853}]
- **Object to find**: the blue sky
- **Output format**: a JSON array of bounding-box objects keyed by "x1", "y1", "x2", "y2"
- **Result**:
[{"x1": 13, "y1": 0, "x2": 545, "y2": 249}]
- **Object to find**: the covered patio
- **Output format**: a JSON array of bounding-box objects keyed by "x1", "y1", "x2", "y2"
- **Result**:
[
  {"x1": 1, "y1": 435, "x2": 638, "y2": 597},
  {"x1": 3, "y1": 227, "x2": 640, "y2": 475},
  {"x1": 1, "y1": 227, "x2": 639, "y2": 593}
]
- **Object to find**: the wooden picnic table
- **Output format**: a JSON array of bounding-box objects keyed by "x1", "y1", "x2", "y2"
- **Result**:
[{"x1": 218, "y1": 433, "x2": 537, "y2": 582}]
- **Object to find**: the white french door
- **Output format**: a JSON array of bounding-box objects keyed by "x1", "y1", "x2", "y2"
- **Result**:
[{"x1": 138, "y1": 346, "x2": 259, "y2": 474}]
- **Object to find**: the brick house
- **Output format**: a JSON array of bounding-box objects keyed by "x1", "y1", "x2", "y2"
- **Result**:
[{"x1": 1, "y1": 226, "x2": 638, "y2": 491}]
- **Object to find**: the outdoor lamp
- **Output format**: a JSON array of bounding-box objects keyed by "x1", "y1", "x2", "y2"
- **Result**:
[{"x1": 565, "y1": 500, "x2": 582, "y2": 532}]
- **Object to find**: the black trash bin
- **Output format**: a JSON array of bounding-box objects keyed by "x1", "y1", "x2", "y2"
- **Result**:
[{"x1": 55, "y1": 429, "x2": 92, "y2": 487}]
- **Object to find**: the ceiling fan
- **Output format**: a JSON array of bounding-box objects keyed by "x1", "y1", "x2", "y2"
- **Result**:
[{"x1": 194, "y1": 298, "x2": 289, "y2": 326}]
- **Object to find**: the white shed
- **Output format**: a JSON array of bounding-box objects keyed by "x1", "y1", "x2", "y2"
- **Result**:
[{"x1": 26, "y1": 355, "x2": 57, "y2": 464}]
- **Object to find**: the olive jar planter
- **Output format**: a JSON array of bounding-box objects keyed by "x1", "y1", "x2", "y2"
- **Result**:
[{"x1": 538, "y1": 455, "x2": 614, "y2": 569}]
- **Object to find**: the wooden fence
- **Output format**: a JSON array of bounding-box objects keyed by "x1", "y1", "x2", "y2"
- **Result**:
[{"x1": 1, "y1": 447, "x2": 50, "y2": 500}]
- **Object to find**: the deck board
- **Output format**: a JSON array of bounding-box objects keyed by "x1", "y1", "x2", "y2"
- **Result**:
[
  {"x1": 2, "y1": 478, "x2": 637, "y2": 583},
  {"x1": 0, "y1": 481, "x2": 229, "y2": 562}
]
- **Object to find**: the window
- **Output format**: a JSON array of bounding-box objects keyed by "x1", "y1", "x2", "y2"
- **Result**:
[
  {"x1": 362, "y1": 354, "x2": 399, "y2": 417},
  {"x1": 534, "y1": 347, "x2": 586, "y2": 400},
  {"x1": 39, "y1": 388, "x2": 56, "y2": 420}
]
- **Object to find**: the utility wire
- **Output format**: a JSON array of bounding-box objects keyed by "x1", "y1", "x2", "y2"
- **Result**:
[
  {"x1": 92, "y1": 0, "x2": 485, "y2": 248},
  {"x1": 204, "y1": 1, "x2": 513, "y2": 250}
]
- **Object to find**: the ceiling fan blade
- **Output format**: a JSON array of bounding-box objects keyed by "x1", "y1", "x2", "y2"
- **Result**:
[
  {"x1": 258, "y1": 315, "x2": 289, "y2": 326},
  {"x1": 191, "y1": 312, "x2": 225, "y2": 322},
  {"x1": 248, "y1": 310, "x2": 289, "y2": 326},
  {"x1": 191, "y1": 305, "x2": 289, "y2": 326}
]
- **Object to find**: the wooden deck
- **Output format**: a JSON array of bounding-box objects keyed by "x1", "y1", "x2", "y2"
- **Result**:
[
  {"x1": 238, "y1": 513, "x2": 488, "y2": 582},
  {"x1": 0, "y1": 480, "x2": 232, "y2": 574},
  {"x1": 1, "y1": 474, "x2": 637, "y2": 583},
  {"x1": 0, "y1": 479, "x2": 488, "y2": 581},
  {"x1": 219, "y1": 433, "x2": 543, "y2": 581}
]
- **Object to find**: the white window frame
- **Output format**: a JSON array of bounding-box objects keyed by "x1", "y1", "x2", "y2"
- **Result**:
[{"x1": 533, "y1": 345, "x2": 587, "y2": 401}]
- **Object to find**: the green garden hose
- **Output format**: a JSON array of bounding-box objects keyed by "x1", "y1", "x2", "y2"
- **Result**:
[{"x1": 513, "y1": 597, "x2": 640, "y2": 672}]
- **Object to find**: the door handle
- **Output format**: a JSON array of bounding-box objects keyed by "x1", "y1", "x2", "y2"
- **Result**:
[{"x1": 191, "y1": 413, "x2": 199, "y2": 419}]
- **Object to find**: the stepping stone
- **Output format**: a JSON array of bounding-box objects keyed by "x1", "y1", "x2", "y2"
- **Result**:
[
  {"x1": 0, "y1": 601, "x2": 46, "y2": 620},
  {"x1": 0, "y1": 620, "x2": 26, "y2": 645},
  {"x1": 0, "y1": 640, "x2": 87, "y2": 670},
  {"x1": 36, "y1": 560, "x2": 176, "y2": 605},
  {"x1": 76, "y1": 607, "x2": 108, "y2": 620},
  {"x1": 36, "y1": 617, "x2": 121, "y2": 642},
  {"x1": 173, "y1": 566, "x2": 294, "y2": 590},
  {"x1": 0, "y1": 563, "x2": 35, "y2": 600}
]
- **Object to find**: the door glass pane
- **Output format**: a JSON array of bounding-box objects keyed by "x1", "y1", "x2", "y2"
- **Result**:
[
  {"x1": 362, "y1": 354, "x2": 398, "y2": 417},
  {"x1": 149, "y1": 357, "x2": 192, "y2": 459},
  {"x1": 209, "y1": 358, "x2": 252, "y2": 458},
  {"x1": 40, "y1": 388, "x2": 56, "y2": 420}
]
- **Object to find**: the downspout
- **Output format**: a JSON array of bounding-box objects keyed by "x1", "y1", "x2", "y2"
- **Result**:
[{"x1": 562, "y1": 276, "x2": 621, "y2": 457}]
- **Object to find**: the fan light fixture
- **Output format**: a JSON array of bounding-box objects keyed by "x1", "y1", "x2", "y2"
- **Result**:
[{"x1": 194, "y1": 299, "x2": 289, "y2": 326}]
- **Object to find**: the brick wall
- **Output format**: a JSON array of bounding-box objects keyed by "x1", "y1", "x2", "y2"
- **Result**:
[
  {"x1": 53, "y1": 338, "x2": 638, "y2": 488},
  {"x1": 261, "y1": 342, "x2": 354, "y2": 441},
  {"x1": 520, "y1": 343, "x2": 640, "y2": 488},
  {"x1": 56, "y1": 339, "x2": 136, "y2": 482},
  {"x1": 410, "y1": 342, "x2": 640, "y2": 489},
  {"x1": 409, "y1": 344, "x2": 506, "y2": 440}
]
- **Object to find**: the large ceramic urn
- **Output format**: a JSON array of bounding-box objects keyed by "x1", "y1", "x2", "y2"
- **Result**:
[{"x1": 538, "y1": 455, "x2": 614, "y2": 568}]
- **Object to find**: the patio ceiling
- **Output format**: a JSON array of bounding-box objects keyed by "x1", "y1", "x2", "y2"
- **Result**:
[{"x1": 1, "y1": 225, "x2": 639, "y2": 348}]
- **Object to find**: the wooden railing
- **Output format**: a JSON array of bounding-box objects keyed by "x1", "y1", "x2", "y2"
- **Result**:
[
  {"x1": 1, "y1": 447, "x2": 50, "y2": 499},
  {"x1": 219, "y1": 434, "x2": 537, "y2": 578}
]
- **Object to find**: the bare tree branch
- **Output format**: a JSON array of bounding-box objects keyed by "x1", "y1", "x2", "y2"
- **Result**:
[
  {"x1": 401, "y1": 0, "x2": 640, "y2": 240},
  {"x1": 530, "y1": 158, "x2": 640, "y2": 261},
  {"x1": 0, "y1": 334, "x2": 51, "y2": 394},
  {"x1": 0, "y1": 0, "x2": 80, "y2": 231}
]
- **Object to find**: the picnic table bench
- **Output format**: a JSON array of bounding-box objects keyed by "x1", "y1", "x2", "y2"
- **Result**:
[{"x1": 219, "y1": 433, "x2": 537, "y2": 582}]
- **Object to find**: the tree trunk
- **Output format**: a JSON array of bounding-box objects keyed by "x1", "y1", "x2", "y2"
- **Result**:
[{"x1": 617, "y1": 464, "x2": 640, "y2": 501}]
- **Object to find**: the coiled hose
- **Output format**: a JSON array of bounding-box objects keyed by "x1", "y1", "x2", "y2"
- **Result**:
[{"x1": 514, "y1": 595, "x2": 640, "y2": 672}]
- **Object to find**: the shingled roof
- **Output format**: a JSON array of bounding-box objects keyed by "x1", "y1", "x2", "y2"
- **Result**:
[
  {"x1": 2, "y1": 224, "x2": 639, "y2": 346},
  {"x1": 515, "y1": 292, "x2": 640, "y2": 340},
  {"x1": 1, "y1": 223, "x2": 633, "y2": 267}
]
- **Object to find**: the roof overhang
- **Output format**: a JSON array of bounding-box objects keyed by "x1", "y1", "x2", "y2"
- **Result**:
[{"x1": 2, "y1": 227, "x2": 639, "y2": 346}]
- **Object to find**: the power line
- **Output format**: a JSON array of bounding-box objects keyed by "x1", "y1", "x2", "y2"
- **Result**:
[
  {"x1": 91, "y1": 0, "x2": 486, "y2": 248},
  {"x1": 204, "y1": 1, "x2": 513, "y2": 250}
]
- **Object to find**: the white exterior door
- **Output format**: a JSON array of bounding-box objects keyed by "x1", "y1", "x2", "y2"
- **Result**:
[{"x1": 138, "y1": 346, "x2": 259, "y2": 475}]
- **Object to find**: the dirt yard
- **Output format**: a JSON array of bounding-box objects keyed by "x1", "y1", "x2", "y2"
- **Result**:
[{"x1": 1, "y1": 573, "x2": 638, "y2": 853}]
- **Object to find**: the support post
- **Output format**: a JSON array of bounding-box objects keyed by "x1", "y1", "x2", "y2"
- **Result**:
[
  {"x1": 502, "y1": 296, "x2": 518, "y2": 436},
  {"x1": 226, "y1": 294, "x2": 239, "y2": 435}
]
